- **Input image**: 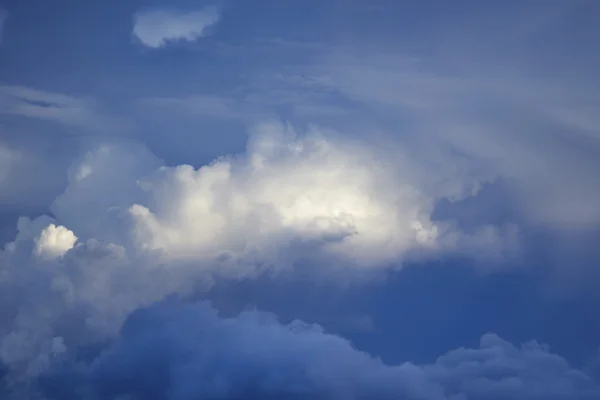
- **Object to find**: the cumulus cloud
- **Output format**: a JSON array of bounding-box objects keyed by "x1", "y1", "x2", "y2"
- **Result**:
[
  {"x1": 0, "y1": 121, "x2": 519, "y2": 385},
  {"x1": 132, "y1": 7, "x2": 220, "y2": 49},
  {"x1": 33, "y1": 224, "x2": 77, "y2": 259},
  {"x1": 126, "y1": 123, "x2": 440, "y2": 267},
  {"x1": 51, "y1": 121, "x2": 512, "y2": 268},
  {"x1": 35, "y1": 300, "x2": 600, "y2": 400}
]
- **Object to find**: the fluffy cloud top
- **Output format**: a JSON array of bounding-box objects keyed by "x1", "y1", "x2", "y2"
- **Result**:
[
  {"x1": 127, "y1": 123, "x2": 442, "y2": 267},
  {"x1": 36, "y1": 300, "x2": 600, "y2": 400},
  {"x1": 33, "y1": 225, "x2": 77, "y2": 259},
  {"x1": 52, "y1": 122, "x2": 445, "y2": 268},
  {"x1": 132, "y1": 7, "x2": 220, "y2": 49}
]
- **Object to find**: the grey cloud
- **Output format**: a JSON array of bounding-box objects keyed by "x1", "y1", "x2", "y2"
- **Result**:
[{"x1": 36, "y1": 300, "x2": 600, "y2": 400}]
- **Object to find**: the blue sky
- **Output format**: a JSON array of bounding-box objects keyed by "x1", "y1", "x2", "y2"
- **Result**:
[{"x1": 1, "y1": 1, "x2": 600, "y2": 399}]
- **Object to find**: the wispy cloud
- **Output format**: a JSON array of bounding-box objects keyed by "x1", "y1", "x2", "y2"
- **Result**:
[
  {"x1": 264, "y1": 46, "x2": 600, "y2": 231},
  {"x1": 139, "y1": 94, "x2": 244, "y2": 119},
  {"x1": 0, "y1": 85, "x2": 130, "y2": 134},
  {"x1": 138, "y1": 73, "x2": 355, "y2": 122},
  {"x1": 132, "y1": 7, "x2": 220, "y2": 49}
]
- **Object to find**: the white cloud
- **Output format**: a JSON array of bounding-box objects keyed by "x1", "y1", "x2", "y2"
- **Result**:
[
  {"x1": 33, "y1": 224, "x2": 77, "y2": 259},
  {"x1": 52, "y1": 121, "x2": 504, "y2": 270},
  {"x1": 126, "y1": 122, "x2": 439, "y2": 268},
  {"x1": 0, "y1": 121, "x2": 517, "y2": 378},
  {"x1": 132, "y1": 7, "x2": 220, "y2": 49}
]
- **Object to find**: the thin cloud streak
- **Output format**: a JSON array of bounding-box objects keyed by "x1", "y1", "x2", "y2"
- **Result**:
[{"x1": 0, "y1": 85, "x2": 132, "y2": 135}]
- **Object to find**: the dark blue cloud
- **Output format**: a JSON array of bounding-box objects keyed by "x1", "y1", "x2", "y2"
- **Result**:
[{"x1": 37, "y1": 300, "x2": 599, "y2": 400}]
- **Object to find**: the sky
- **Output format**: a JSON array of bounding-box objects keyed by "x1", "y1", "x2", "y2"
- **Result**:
[{"x1": 1, "y1": 0, "x2": 600, "y2": 399}]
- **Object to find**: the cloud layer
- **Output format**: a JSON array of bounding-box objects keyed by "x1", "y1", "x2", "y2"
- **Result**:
[
  {"x1": 35, "y1": 300, "x2": 600, "y2": 400},
  {"x1": 132, "y1": 7, "x2": 220, "y2": 49}
]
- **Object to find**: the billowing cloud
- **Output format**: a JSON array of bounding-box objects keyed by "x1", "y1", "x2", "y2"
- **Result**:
[
  {"x1": 35, "y1": 300, "x2": 600, "y2": 400},
  {"x1": 132, "y1": 7, "x2": 220, "y2": 49},
  {"x1": 51, "y1": 121, "x2": 516, "y2": 268},
  {"x1": 0, "y1": 121, "x2": 519, "y2": 384},
  {"x1": 33, "y1": 224, "x2": 77, "y2": 259}
]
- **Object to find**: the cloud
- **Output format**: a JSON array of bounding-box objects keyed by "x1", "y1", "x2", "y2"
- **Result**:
[
  {"x1": 132, "y1": 7, "x2": 220, "y2": 49},
  {"x1": 52, "y1": 121, "x2": 515, "y2": 268},
  {"x1": 138, "y1": 78, "x2": 356, "y2": 122},
  {"x1": 0, "y1": 85, "x2": 96, "y2": 123},
  {"x1": 266, "y1": 48, "x2": 600, "y2": 231},
  {"x1": 0, "y1": 121, "x2": 519, "y2": 384},
  {"x1": 36, "y1": 300, "x2": 600, "y2": 400},
  {"x1": 1, "y1": 2, "x2": 598, "y2": 397},
  {"x1": 0, "y1": 85, "x2": 129, "y2": 133},
  {"x1": 0, "y1": 9, "x2": 7, "y2": 45},
  {"x1": 33, "y1": 224, "x2": 77, "y2": 259}
]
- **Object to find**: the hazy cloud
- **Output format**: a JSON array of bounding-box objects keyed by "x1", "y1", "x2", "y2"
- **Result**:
[
  {"x1": 0, "y1": 85, "x2": 129, "y2": 134},
  {"x1": 132, "y1": 7, "x2": 220, "y2": 49},
  {"x1": 36, "y1": 300, "x2": 600, "y2": 400}
]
